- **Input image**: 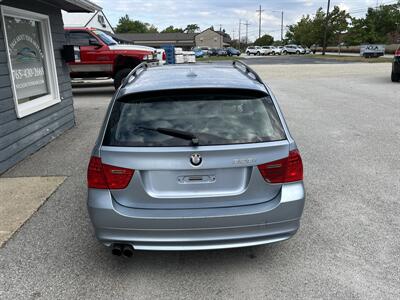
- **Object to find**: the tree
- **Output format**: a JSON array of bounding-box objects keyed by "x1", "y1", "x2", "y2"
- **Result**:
[
  {"x1": 345, "y1": 2, "x2": 400, "y2": 45},
  {"x1": 161, "y1": 26, "x2": 184, "y2": 33},
  {"x1": 184, "y1": 24, "x2": 200, "y2": 33},
  {"x1": 285, "y1": 6, "x2": 350, "y2": 47},
  {"x1": 286, "y1": 15, "x2": 315, "y2": 46},
  {"x1": 254, "y1": 34, "x2": 274, "y2": 46},
  {"x1": 115, "y1": 15, "x2": 158, "y2": 33}
]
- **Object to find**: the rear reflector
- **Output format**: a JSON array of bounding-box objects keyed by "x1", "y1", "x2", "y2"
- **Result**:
[
  {"x1": 258, "y1": 149, "x2": 303, "y2": 183},
  {"x1": 87, "y1": 156, "x2": 134, "y2": 189}
]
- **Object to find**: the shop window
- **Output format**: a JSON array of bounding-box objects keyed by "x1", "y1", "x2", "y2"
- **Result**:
[{"x1": 1, "y1": 5, "x2": 60, "y2": 118}]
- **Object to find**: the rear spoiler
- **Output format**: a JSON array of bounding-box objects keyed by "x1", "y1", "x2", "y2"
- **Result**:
[
  {"x1": 120, "y1": 62, "x2": 149, "y2": 88},
  {"x1": 233, "y1": 60, "x2": 264, "y2": 85}
]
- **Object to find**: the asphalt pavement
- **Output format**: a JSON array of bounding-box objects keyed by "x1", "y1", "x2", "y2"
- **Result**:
[{"x1": 0, "y1": 61, "x2": 399, "y2": 299}]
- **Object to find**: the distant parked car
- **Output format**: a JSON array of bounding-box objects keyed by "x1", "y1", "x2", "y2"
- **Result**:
[
  {"x1": 208, "y1": 48, "x2": 218, "y2": 56},
  {"x1": 283, "y1": 45, "x2": 306, "y2": 55},
  {"x1": 245, "y1": 46, "x2": 257, "y2": 55},
  {"x1": 392, "y1": 46, "x2": 400, "y2": 82},
  {"x1": 246, "y1": 46, "x2": 267, "y2": 56},
  {"x1": 261, "y1": 46, "x2": 274, "y2": 55},
  {"x1": 226, "y1": 47, "x2": 241, "y2": 56},
  {"x1": 217, "y1": 48, "x2": 228, "y2": 56},
  {"x1": 199, "y1": 46, "x2": 210, "y2": 55},
  {"x1": 302, "y1": 47, "x2": 312, "y2": 54},
  {"x1": 193, "y1": 48, "x2": 204, "y2": 58},
  {"x1": 270, "y1": 46, "x2": 282, "y2": 55}
]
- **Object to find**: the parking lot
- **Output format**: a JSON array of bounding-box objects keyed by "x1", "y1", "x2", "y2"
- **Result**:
[{"x1": 0, "y1": 60, "x2": 399, "y2": 299}]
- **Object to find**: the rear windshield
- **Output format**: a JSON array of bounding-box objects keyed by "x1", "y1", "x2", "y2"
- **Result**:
[{"x1": 103, "y1": 90, "x2": 286, "y2": 147}]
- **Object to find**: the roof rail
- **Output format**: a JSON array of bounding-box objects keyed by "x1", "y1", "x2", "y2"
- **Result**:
[
  {"x1": 121, "y1": 62, "x2": 149, "y2": 88},
  {"x1": 232, "y1": 60, "x2": 264, "y2": 85}
]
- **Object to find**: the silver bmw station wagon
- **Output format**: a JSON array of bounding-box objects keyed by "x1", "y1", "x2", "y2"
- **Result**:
[{"x1": 87, "y1": 61, "x2": 305, "y2": 256}]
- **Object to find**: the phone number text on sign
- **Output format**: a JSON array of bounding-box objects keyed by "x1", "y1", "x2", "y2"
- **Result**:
[{"x1": 12, "y1": 67, "x2": 45, "y2": 80}]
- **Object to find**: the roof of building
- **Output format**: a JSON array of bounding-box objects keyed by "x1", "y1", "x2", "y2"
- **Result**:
[
  {"x1": 119, "y1": 63, "x2": 266, "y2": 96},
  {"x1": 116, "y1": 33, "x2": 197, "y2": 42},
  {"x1": 62, "y1": 10, "x2": 112, "y2": 30},
  {"x1": 62, "y1": 11, "x2": 96, "y2": 26},
  {"x1": 48, "y1": 0, "x2": 101, "y2": 12},
  {"x1": 196, "y1": 28, "x2": 232, "y2": 44}
]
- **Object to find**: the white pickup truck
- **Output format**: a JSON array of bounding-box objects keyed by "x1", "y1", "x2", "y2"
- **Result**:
[{"x1": 360, "y1": 44, "x2": 385, "y2": 58}]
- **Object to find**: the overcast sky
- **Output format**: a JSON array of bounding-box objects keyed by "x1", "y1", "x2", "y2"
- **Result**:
[{"x1": 92, "y1": 0, "x2": 397, "y2": 41}]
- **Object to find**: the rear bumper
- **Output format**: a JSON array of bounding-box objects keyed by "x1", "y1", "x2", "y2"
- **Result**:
[{"x1": 87, "y1": 182, "x2": 305, "y2": 251}]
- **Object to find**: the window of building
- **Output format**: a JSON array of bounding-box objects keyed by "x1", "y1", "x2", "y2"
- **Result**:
[{"x1": 1, "y1": 5, "x2": 60, "y2": 118}]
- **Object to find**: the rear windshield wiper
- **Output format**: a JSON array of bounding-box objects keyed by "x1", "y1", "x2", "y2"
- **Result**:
[{"x1": 135, "y1": 127, "x2": 199, "y2": 146}]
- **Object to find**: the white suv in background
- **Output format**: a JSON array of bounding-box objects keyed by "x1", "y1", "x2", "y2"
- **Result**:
[
  {"x1": 261, "y1": 46, "x2": 274, "y2": 55},
  {"x1": 262, "y1": 46, "x2": 282, "y2": 55},
  {"x1": 245, "y1": 46, "x2": 267, "y2": 56},
  {"x1": 283, "y1": 45, "x2": 306, "y2": 55}
]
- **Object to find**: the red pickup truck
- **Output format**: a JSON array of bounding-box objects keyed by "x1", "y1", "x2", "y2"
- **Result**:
[{"x1": 64, "y1": 28, "x2": 158, "y2": 88}]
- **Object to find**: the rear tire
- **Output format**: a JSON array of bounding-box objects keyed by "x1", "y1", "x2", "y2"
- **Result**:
[
  {"x1": 283, "y1": 50, "x2": 287, "y2": 55},
  {"x1": 256, "y1": 51, "x2": 260, "y2": 56},
  {"x1": 114, "y1": 68, "x2": 132, "y2": 89},
  {"x1": 246, "y1": 51, "x2": 250, "y2": 55},
  {"x1": 391, "y1": 71, "x2": 400, "y2": 82}
]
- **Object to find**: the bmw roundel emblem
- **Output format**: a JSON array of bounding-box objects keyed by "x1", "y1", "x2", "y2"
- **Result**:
[{"x1": 190, "y1": 153, "x2": 202, "y2": 166}]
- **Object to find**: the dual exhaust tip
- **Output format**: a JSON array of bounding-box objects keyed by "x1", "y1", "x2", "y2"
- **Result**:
[{"x1": 112, "y1": 244, "x2": 134, "y2": 257}]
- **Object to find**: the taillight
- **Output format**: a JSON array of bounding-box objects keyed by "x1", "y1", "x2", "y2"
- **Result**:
[
  {"x1": 258, "y1": 149, "x2": 303, "y2": 184},
  {"x1": 395, "y1": 49, "x2": 400, "y2": 57},
  {"x1": 162, "y1": 51, "x2": 166, "y2": 61},
  {"x1": 87, "y1": 156, "x2": 134, "y2": 189}
]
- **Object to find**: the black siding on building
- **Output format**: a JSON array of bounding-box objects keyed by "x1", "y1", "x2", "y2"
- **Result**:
[{"x1": 0, "y1": 0, "x2": 75, "y2": 173}]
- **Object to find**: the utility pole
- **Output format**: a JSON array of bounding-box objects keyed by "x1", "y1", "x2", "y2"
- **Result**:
[
  {"x1": 273, "y1": 10, "x2": 285, "y2": 42},
  {"x1": 281, "y1": 11, "x2": 284, "y2": 41},
  {"x1": 322, "y1": 0, "x2": 331, "y2": 55},
  {"x1": 238, "y1": 19, "x2": 241, "y2": 50},
  {"x1": 244, "y1": 20, "x2": 250, "y2": 46},
  {"x1": 256, "y1": 5, "x2": 264, "y2": 39},
  {"x1": 218, "y1": 24, "x2": 223, "y2": 48}
]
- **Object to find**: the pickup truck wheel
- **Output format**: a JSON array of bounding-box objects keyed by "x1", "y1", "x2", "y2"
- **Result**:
[
  {"x1": 114, "y1": 68, "x2": 132, "y2": 89},
  {"x1": 391, "y1": 71, "x2": 400, "y2": 82}
]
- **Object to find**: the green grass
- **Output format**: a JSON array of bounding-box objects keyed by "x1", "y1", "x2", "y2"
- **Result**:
[{"x1": 312, "y1": 54, "x2": 392, "y2": 63}]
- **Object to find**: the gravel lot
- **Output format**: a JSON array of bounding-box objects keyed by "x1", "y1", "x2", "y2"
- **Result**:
[{"x1": 0, "y1": 62, "x2": 399, "y2": 299}]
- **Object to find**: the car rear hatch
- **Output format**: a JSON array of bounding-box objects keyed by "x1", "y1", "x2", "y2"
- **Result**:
[{"x1": 97, "y1": 89, "x2": 293, "y2": 210}]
